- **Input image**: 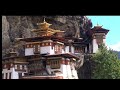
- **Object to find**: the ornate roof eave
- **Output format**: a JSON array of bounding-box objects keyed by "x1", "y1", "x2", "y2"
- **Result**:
[
  {"x1": 91, "y1": 29, "x2": 109, "y2": 35},
  {"x1": 65, "y1": 37, "x2": 83, "y2": 40},
  {"x1": 17, "y1": 36, "x2": 66, "y2": 43},
  {"x1": 37, "y1": 22, "x2": 52, "y2": 26},
  {"x1": 43, "y1": 53, "x2": 80, "y2": 60},
  {"x1": 2, "y1": 56, "x2": 22, "y2": 61},
  {"x1": 13, "y1": 61, "x2": 29, "y2": 64},
  {"x1": 37, "y1": 18, "x2": 52, "y2": 27},
  {"x1": 90, "y1": 24, "x2": 109, "y2": 35},
  {"x1": 31, "y1": 28, "x2": 65, "y2": 33}
]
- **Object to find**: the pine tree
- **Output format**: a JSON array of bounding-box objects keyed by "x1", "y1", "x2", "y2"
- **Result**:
[{"x1": 92, "y1": 44, "x2": 120, "y2": 79}]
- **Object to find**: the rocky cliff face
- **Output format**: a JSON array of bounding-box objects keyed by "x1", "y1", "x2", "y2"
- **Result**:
[
  {"x1": 2, "y1": 16, "x2": 92, "y2": 57},
  {"x1": 2, "y1": 16, "x2": 93, "y2": 79},
  {"x1": 2, "y1": 16, "x2": 11, "y2": 56}
]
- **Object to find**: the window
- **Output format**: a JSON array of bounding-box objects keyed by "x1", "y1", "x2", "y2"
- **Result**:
[
  {"x1": 31, "y1": 44, "x2": 33, "y2": 48},
  {"x1": 69, "y1": 45, "x2": 71, "y2": 52},
  {"x1": 17, "y1": 65, "x2": 20, "y2": 70},
  {"x1": 96, "y1": 35, "x2": 103, "y2": 44},
  {"x1": 26, "y1": 45, "x2": 29, "y2": 48},
  {"x1": 55, "y1": 45, "x2": 62, "y2": 54},
  {"x1": 11, "y1": 63, "x2": 13, "y2": 67},
  {"x1": 4, "y1": 64, "x2": 6, "y2": 68},
  {"x1": 55, "y1": 45, "x2": 57, "y2": 52},
  {"x1": 75, "y1": 47, "x2": 78, "y2": 53},
  {"x1": 22, "y1": 65, "x2": 24, "y2": 70},
  {"x1": 18, "y1": 73, "x2": 22, "y2": 79},
  {"x1": 24, "y1": 65, "x2": 27, "y2": 70},
  {"x1": 6, "y1": 73, "x2": 8, "y2": 79},
  {"x1": 9, "y1": 72, "x2": 11, "y2": 79},
  {"x1": 15, "y1": 65, "x2": 17, "y2": 69},
  {"x1": 42, "y1": 43, "x2": 44, "y2": 46},
  {"x1": 8, "y1": 64, "x2": 11, "y2": 70},
  {"x1": 50, "y1": 60, "x2": 60, "y2": 69},
  {"x1": 46, "y1": 42, "x2": 48, "y2": 46},
  {"x1": 33, "y1": 44, "x2": 40, "y2": 54},
  {"x1": 20, "y1": 65, "x2": 22, "y2": 70}
]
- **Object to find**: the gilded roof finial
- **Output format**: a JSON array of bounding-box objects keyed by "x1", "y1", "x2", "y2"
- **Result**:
[
  {"x1": 94, "y1": 23, "x2": 103, "y2": 28},
  {"x1": 43, "y1": 17, "x2": 46, "y2": 23}
]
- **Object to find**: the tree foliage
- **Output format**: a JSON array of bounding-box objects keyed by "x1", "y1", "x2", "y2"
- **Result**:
[{"x1": 92, "y1": 44, "x2": 120, "y2": 79}]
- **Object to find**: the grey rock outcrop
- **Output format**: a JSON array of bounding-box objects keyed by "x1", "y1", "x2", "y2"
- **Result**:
[
  {"x1": 2, "y1": 16, "x2": 92, "y2": 57},
  {"x1": 2, "y1": 16, "x2": 93, "y2": 79}
]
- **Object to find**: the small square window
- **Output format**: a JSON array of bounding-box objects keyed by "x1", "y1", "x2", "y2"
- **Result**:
[
  {"x1": 27, "y1": 45, "x2": 29, "y2": 48},
  {"x1": 20, "y1": 65, "x2": 22, "y2": 70},
  {"x1": 18, "y1": 73, "x2": 22, "y2": 79},
  {"x1": 6, "y1": 73, "x2": 8, "y2": 79},
  {"x1": 9, "y1": 72, "x2": 11, "y2": 79},
  {"x1": 42, "y1": 43, "x2": 44, "y2": 46},
  {"x1": 50, "y1": 60, "x2": 60, "y2": 69},
  {"x1": 15, "y1": 65, "x2": 17, "y2": 69},
  {"x1": 24, "y1": 65, "x2": 27, "y2": 70},
  {"x1": 46, "y1": 43, "x2": 48, "y2": 46}
]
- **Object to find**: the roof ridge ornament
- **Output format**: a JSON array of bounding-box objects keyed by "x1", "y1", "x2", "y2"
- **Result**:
[
  {"x1": 43, "y1": 17, "x2": 46, "y2": 23},
  {"x1": 94, "y1": 23, "x2": 103, "y2": 28}
]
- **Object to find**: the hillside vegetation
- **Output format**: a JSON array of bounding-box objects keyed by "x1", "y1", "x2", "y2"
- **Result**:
[{"x1": 92, "y1": 44, "x2": 120, "y2": 79}]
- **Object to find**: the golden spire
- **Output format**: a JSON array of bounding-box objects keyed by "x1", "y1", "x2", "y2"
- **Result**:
[
  {"x1": 31, "y1": 17, "x2": 64, "y2": 36},
  {"x1": 43, "y1": 17, "x2": 46, "y2": 23}
]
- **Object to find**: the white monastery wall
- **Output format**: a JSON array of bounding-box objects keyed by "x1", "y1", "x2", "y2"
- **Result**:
[
  {"x1": 71, "y1": 46, "x2": 74, "y2": 53},
  {"x1": 25, "y1": 48, "x2": 34, "y2": 56},
  {"x1": 65, "y1": 46, "x2": 69, "y2": 53},
  {"x1": 93, "y1": 39, "x2": 98, "y2": 53},
  {"x1": 2, "y1": 68, "x2": 19, "y2": 79},
  {"x1": 41, "y1": 46, "x2": 51, "y2": 54}
]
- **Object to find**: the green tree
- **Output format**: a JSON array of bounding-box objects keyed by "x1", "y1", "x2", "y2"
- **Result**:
[{"x1": 92, "y1": 44, "x2": 120, "y2": 79}]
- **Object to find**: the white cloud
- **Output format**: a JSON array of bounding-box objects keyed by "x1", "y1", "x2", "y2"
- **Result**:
[{"x1": 108, "y1": 42, "x2": 120, "y2": 51}]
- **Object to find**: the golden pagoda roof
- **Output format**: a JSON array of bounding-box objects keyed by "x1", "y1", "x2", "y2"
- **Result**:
[
  {"x1": 36, "y1": 18, "x2": 52, "y2": 30},
  {"x1": 31, "y1": 18, "x2": 64, "y2": 36},
  {"x1": 31, "y1": 28, "x2": 64, "y2": 33},
  {"x1": 37, "y1": 18, "x2": 52, "y2": 26}
]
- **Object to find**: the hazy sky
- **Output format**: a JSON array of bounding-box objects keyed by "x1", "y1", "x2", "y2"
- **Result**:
[{"x1": 87, "y1": 16, "x2": 120, "y2": 51}]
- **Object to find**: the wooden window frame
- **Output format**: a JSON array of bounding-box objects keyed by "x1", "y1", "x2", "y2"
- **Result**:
[
  {"x1": 69, "y1": 45, "x2": 71, "y2": 52},
  {"x1": 55, "y1": 44, "x2": 62, "y2": 54},
  {"x1": 15, "y1": 65, "x2": 17, "y2": 69},
  {"x1": 17, "y1": 64, "x2": 20, "y2": 70},
  {"x1": 33, "y1": 44, "x2": 40, "y2": 54},
  {"x1": 24, "y1": 65, "x2": 27, "y2": 70},
  {"x1": 22, "y1": 65, "x2": 24, "y2": 70},
  {"x1": 50, "y1": 60, "x2": 60, "y2": 69},
  {"x1": 20, "y1": 65, "x2": 22, "y2": 70},
  {"x1": 8, "y1": 64, "x2": 11, "y2": 70},
  {"x1": 96, "y1": 35, "x2": 103, "y2": 44},
  {"x1": 18, "y1": 73, "x2": 22, "y2": 79},
  {"x1": 9, "y1": 72, "x2": 11, "y2": 79},
  {"x1": 6, "y1": 73, "x2": 8, "y2": 79}
]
